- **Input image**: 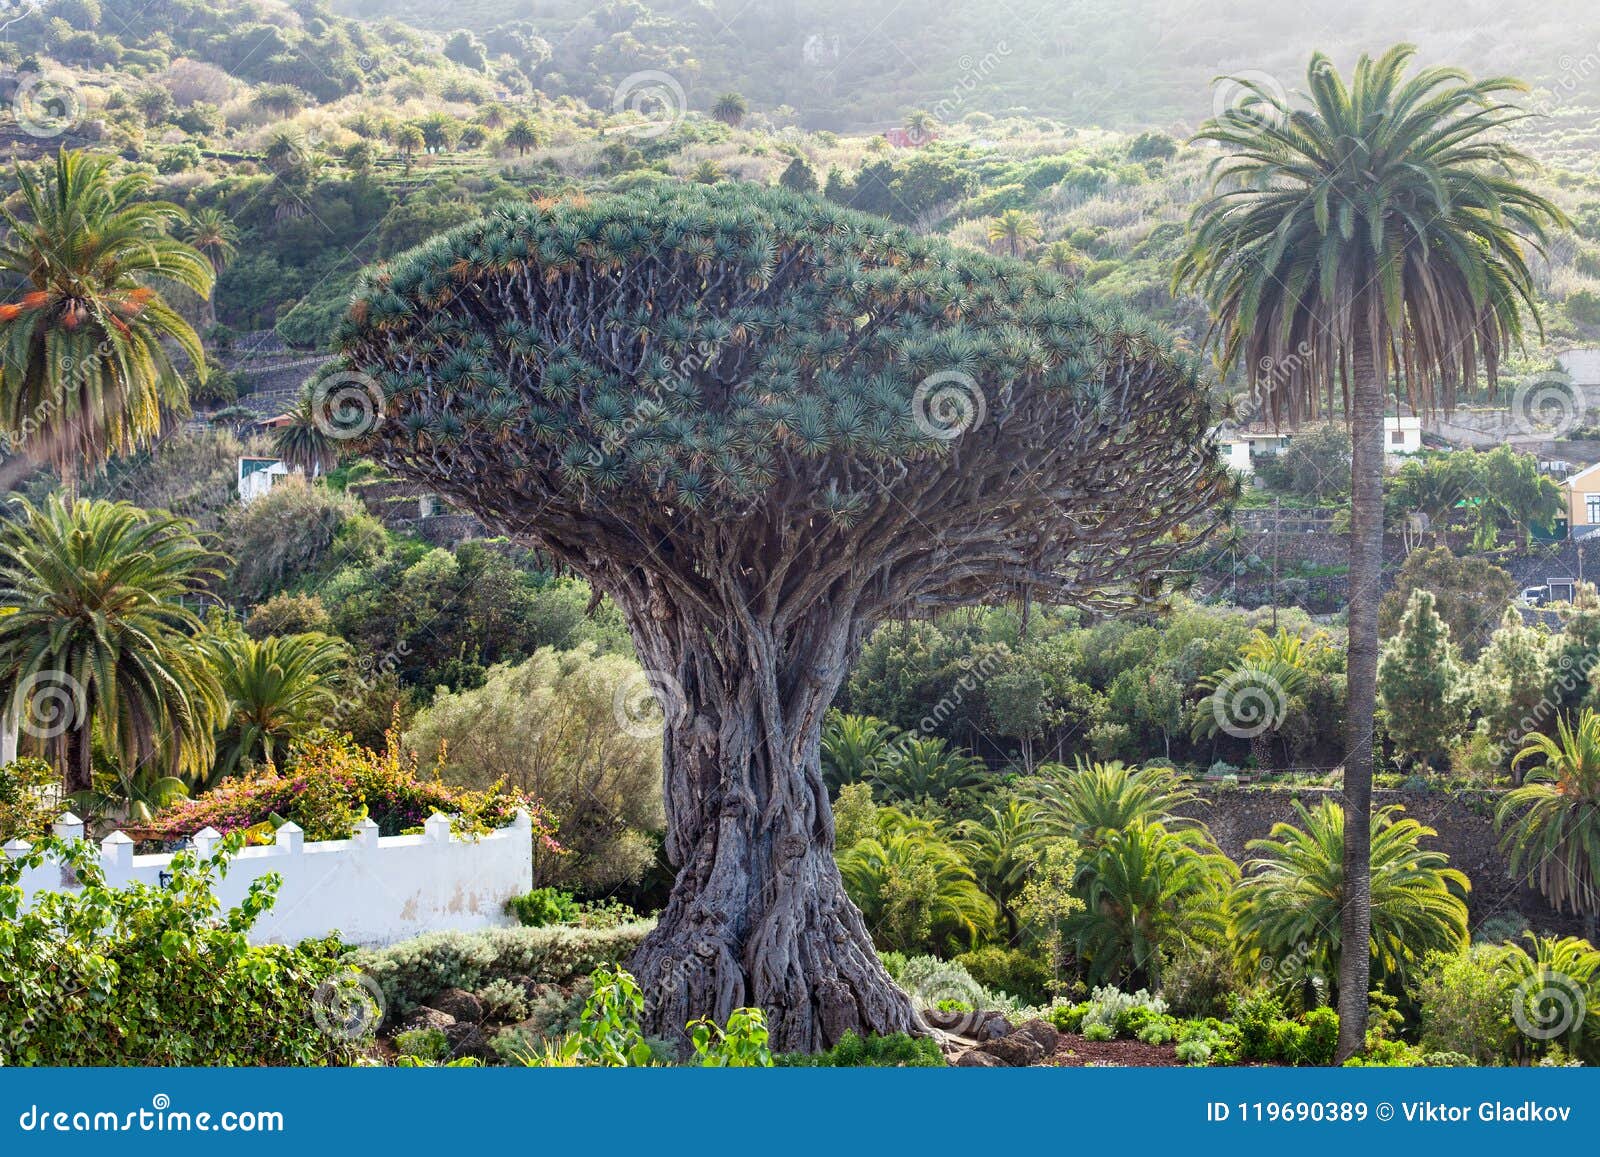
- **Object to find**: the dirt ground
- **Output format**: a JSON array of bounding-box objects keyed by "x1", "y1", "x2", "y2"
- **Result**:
[{"x1": 1048, "y1": 1032, "x2": 1182, "y2": 1067}]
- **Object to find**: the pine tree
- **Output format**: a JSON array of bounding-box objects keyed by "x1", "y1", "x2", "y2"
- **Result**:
[
  {"x1": 1472, "y1": 607, "x2": 1554, "y2": 760},
  {"x1": 1378, "y1": 589, "x2": 1469, "y2": 770}
]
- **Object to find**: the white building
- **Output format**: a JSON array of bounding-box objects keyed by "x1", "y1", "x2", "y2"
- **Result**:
[
  {"x1": 1217, "y1": 415, "x2": 1422, "y2": 476},
  {"x1": 1556, "y1": 348, "x2": 1600, "y2": 386},
  {"x1": 237, "y1": 456, "x2": 298, "y2": 505}
]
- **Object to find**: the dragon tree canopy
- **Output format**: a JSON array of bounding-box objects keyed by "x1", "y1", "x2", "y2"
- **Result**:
[{"x1": 338, "y1": 183, "x2": 1225, "y2": 618}]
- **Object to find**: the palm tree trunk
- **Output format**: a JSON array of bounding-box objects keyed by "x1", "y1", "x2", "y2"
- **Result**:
[
  {"x1": 64, "y1": 726, "x2": 93, "y2": 798},
  {"x1": 1336, "y1": 316, "x2": 1382, "y2": 1062}
]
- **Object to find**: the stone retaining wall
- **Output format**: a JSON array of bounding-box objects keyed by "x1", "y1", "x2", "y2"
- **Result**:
[{"x1": 1184, "y1": 786, "x2": 1582, "y2": 938}]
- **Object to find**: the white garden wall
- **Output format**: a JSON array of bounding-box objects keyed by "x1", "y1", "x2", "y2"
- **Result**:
[{"x1": 4, "y1": 810, "x2": 535, "y2": 947}]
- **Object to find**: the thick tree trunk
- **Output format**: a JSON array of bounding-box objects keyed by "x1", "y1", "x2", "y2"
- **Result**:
[
  {"x1": 624, "y1": 613, "x2": 924, "y2": 1054},
  {"x1": 1336, "y1": 319, "x2": 1382, "y2": 1062}
]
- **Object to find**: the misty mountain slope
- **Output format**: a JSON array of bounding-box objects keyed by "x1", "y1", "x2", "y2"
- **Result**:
[{"x1": 328, "y1": 0, "x2": 1600, "y2": 132}]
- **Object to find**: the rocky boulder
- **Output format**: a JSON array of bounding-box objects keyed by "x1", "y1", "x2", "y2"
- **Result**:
[{"x1": 424, "y1": 987, "x2": 484, "y2": 1024}]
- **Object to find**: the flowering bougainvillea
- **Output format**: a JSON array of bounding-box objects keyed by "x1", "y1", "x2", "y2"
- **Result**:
[{"x1": 146, "y1": 721, "x2": 559, "y2": 849}]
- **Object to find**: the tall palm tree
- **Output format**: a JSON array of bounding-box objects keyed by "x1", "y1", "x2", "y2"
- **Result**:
[
  {"x1": 0, "y1": 496, "x2": 225, "y2": 796},
  {"x1": 261, "y1": 127, "x2": 309, "y2": 176},
  {"x1": 1233, "y1": 799, "x2": 1469, "y2": 1009},
  {"x1": 903, "y1": 109, "x2": 937, "y2": 144},
  {"x1": 986, "y1": 208, "x2": 1040, "y2": 258},
  {"x1": 1502, "y1": 710, "x2": 1600, "y2": 941},
  {"x1": 209, "y1": 630, "x2": 349, "y2": 785},
  {"x1": 395, "y1": 124, "x2": 426, "y2": 171},
  {"x1": 0, "y1": 149, "x2": 213, "y2": 481},
  {"x1": 1175, "y1": 46, "x2": 1563, "y2": 1058},
  {"x1": 1192, "y1": 651, "x2": 1310, "y2": 770},
  {"x1": 183, "y1": 206, "x2": 237, "y2": 328}
]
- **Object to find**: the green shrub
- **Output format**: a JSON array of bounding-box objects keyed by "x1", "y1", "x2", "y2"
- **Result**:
[
  {"x1": 571, "y1": 897, "x2": 643, "y2": 929},
  {"x1": 1083, "y1": 1022, "x2": 1114, "y2": 1041},
  {"x1": 0, "y1": 835, "x2": 362, "y2": 1066},
  {"x1": 1137, "y1": 1018, "x2": 1178, "y2": 1045},
  {"x1": 1160, "y1": 942, "x2": 1239, "y2": 1019},
  {"x1": 778, "y1": 1031, "x2": 945, "y2": 1067},
  {"x1": 1080, "y1": 985, "x2": 1166, "y2": 1038},
  {"x1": 1228, "y1": 990, "x2": 1287, "y2": 1060},
  {"x1": 394, "y1": 1026, "x2": 449, "y2": 1062},
  {"x1": 475, "y1": 977, "x2": 530, "y2": 1022},
  {"x1": 0, "y1": 757, "x2": 56, "y2": 842},
  {"x1": 1271, "y1": 1007, "x2": 1340, "y2": 1066},
  {"x1": 506, "y1": 886, "x2": 579, "y2": 927},
  {"x1": 1048, "y1": 1002, "x2": 1088, "y2": 1033},
  {"x1": 348, "y1": 921, "x2": 654, "y2": 1014},
  {"x1": 954, "y1": 946, "x2": 1052, "y2": 1005},
  {"x1": 1175, "y1": 1017, "x2": 1241, "y2": 1066},
  {"x1": 895, "y1": 954, "x2": 993, "y2": 1011},
  {"x1": 1417, "y1": 946, "x2": 1516, "y2": 1065},
  {"x1": 510, "y1": 967, "x2": 661, "y2": 1067},
  {"x1": 510, "y1": 966, "x2": 769, "y2": 1067},
  {"x1": 689, "y1": 1007, "x2": 773, "y2": 1067},
  {"x1": 490, "y1": 983, "x2": 591, "y2": 1061}
]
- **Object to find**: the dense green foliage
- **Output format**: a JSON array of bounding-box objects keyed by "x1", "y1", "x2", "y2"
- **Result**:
[{"x1": 0, "y1": 835, "x2": 361, "y2": 1065}]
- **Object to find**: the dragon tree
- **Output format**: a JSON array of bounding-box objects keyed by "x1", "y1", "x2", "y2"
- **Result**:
[{"x1": 339, "y1": 184, "x2": 1228, "y2": 1051}]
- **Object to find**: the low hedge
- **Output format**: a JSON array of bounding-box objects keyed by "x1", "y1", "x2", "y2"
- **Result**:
[{"x1": 347, "y1": 920, "x2": 656, "y2": 1015}]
